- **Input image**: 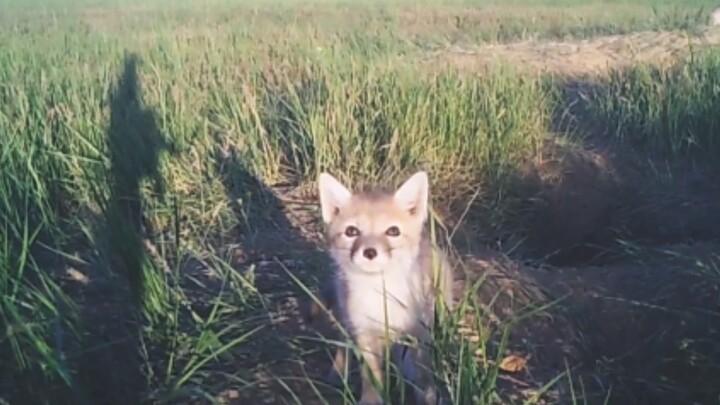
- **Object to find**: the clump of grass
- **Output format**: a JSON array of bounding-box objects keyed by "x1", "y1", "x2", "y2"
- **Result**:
[
  {"x1": 0, "y1": 43, "x2": 90, "y2": 395},
  {"x1": 213, "y1": 59, "x2": 550, "y2": 205},
  {"x1": 589, "y1": 49, "x2": 720, "y2": 164},
  {"x1": 0, "y1": 110, "x2": 76, "y2": 401}
]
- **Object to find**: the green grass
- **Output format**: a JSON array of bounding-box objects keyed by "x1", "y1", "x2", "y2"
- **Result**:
[
  {"x1": 1, "y1": 0, "x2": 720, "y2": 403},
  {"x1": 589, "y1": 51, "x2": 720, "y2": 163},
  {"x1": 0, "y1": 0, "x2": 715, "y2": 52}
]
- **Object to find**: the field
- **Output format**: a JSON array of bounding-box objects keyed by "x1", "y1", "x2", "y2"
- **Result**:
[{"x1": 2, "y1": 0, "x2": 720, "y2": 404}]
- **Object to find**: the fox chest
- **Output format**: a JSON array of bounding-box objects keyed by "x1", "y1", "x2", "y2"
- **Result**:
[{"x1": 342, "y1": 274, "x2": 427, "y2": 335}]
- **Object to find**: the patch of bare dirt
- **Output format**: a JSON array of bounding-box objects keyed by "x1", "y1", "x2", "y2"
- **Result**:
[
  {"x1": 517, "y1": 142, "x2": 621, "y2": 264},
  {"x1": 528, "y1": 144, "x2": 720, "y2": 265},
  {"x1": 219, "y1": 235, "x2": 577, "y2": 405},
  {"x1": 533, "y1": 242, "x2": 720, "y2": 404},
  {"x1": 423, "y1": 27, "x2": 720, "y2": 76}
]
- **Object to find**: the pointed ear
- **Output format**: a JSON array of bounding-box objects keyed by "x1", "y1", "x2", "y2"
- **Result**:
[
  {"x1": 318, "y1": 172, "x2": 352, "y2": 224},
  {"x1": 393, "y1": 171, "x2": 429, "y2": 222}
]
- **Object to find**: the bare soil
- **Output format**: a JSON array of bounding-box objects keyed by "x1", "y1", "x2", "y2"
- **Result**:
[
  {"x1": 224, "y1": 174, "x2": 720, "y2": 404},
  {"x1": 423, "y1": 27, "x2": 720, "y2": 76}
]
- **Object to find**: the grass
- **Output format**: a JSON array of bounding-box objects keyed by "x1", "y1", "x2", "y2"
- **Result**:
[
  {"x1": 1, "y1": 0, "x2": 720, "y2": 403},
  {"x1": 589, "y1": 51, "x2": 720, "y2": 163}
]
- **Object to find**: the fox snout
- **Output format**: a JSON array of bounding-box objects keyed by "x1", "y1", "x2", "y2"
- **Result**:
[
  {"x1": 355, "y1": 243, "x2": 379, "y2": 261},
  {"x1": 350, "y1": 235, "x2": 390, "y2": 263},
  {"x1": 361, "y1": 247, "x2": 376, "y2": 260},
  {"x1": 335, "y1": 226, "x2": 421, "y2": 274}
]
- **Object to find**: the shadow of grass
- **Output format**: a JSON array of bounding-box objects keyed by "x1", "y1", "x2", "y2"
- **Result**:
[{"x1": 211, "y1": 147, "x2": 345, "y2": 403}]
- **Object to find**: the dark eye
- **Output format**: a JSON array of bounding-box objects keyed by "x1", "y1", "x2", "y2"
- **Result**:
[
  {"x1": 385, "y1": 226, "x2": 400, "y2": 237},
  {"x1": 345, "y1": 226, "x2": 360, "y2": 237}
]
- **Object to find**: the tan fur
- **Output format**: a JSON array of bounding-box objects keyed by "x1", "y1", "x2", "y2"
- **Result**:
[{"x1": 313, "y1": 171, "x2": 454, "y2": 405}]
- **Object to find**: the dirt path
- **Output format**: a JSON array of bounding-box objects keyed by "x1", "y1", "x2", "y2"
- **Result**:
[{"x1": 423, "y1": 27, "x2": 720, "y2": 76}]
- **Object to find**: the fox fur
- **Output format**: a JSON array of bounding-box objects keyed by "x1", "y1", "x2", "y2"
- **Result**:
[{"x1": 304, "y1": 171, "x2": 454, "y2": 405}]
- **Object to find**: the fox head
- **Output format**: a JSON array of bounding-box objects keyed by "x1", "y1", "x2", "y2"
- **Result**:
[{"x1": 318, "y1": 171, "x2": 430, "y2": 274}]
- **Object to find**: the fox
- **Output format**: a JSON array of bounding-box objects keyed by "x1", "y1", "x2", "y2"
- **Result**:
[{"x1": 307, "y1": 170, "x2": 454, "y2": 405}]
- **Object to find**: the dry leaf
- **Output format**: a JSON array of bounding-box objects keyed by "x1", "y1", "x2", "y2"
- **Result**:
[
  {"x1": 66, "y1": 267, "x2": 90, "y2": 285},
  {"x1": 499, "y1": 354, "x2": 528, "y2": 373}
]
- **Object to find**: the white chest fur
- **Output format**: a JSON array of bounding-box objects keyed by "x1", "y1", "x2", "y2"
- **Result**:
[{"x1": 340, "y1": 266, "x2": 431, "y2": 338}]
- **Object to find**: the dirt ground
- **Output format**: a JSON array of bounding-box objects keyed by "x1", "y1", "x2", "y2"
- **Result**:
[
  {"x1": 226, "y1": 176, "x2": 720, "y2": 405},
  {"x1": 423, "y1": 27, "x2": 720, "y2": 76},
  {"x1": 210, "y1": 28, "x2": 720, "y2": 405}
]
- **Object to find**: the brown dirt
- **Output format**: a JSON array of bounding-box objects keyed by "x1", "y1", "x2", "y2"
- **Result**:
[
  {"x1": 210, "y1": 184, "x2": 720, "y2": 405},
  {"x1": 203, "y1": 144, "x2": 720, "y2": 403},
  {"x1": 533, "y1": 243, "x2": 720, "y2": 404}
]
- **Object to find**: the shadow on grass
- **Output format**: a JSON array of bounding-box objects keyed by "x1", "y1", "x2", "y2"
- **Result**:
[
  {"x1": 72, "y1": 52, "x2": 170, "y2": 405},
  {"x1": 105, "y1": 52, "x2": 169, "y2": 306},
  {"x1": 212, "y1": 149, "x2": 343, "y2": 403}
]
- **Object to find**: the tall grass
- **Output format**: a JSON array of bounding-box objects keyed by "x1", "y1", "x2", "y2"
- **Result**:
[
  {"x1": 0, "y1": 0, "x2": 714, "y2": 54},
  {"x1": 589, "y1": 50, "x2": 720, "y2": 163},
  {"x1": 0, "y1": 57, "x2": 79, "y2": 399},
  {"x1": 214, "y1": 60, "x2": 549, "y2": 198}
]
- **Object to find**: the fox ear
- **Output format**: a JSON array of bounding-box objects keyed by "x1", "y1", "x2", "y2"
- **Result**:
[
  {"x1": 394, "y1": 171, "x2": 429, "y2": 222},
  {"x1": 318, "y1": 172, "x2": 352, "y2": 223}
]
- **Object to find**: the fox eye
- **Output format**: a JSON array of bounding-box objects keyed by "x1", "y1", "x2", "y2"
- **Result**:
[
  {"x1": 385, "y1": 226, "x2": 400, "y2": 237},
  {"x1": 345, "y1": 226, "x2": 360, "y2": 237}
]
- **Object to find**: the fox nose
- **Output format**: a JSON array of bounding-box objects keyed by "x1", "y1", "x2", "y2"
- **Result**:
[{"x1": 363, "y1": 248, "x2": 377, "y2": 260}]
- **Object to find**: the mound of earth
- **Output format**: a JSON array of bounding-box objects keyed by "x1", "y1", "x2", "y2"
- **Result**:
[{"x1": 423, "y1": 27, "x2": 720, "y2": 76}]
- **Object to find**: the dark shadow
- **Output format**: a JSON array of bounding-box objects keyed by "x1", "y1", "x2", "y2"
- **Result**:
[
  {"x1": 475, "y1": 75, "x2": 720, "y2": 267},
  {"x1": 211, "y1": 147, "x2": 352, "y2": 403},
  {"x1": 483, "y1": 75, "x2": 720, "y2": 404},
  {"x1": 440, "y1": 73, "x2": 720, "y2": 405},
  {"x1": 72, "y1": 52, "x2": 169, "y2": 405},
  {"x1": 533, "y1": 76, "x2": 720, "y2": 405},
  {"x1": 534, "y1": 245, "x2": 720, "y2": 405},
  {"x1": 1, "y1": 53, "x2": 169, "y2": 405}
]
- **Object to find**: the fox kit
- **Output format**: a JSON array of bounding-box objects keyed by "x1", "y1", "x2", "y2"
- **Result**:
[{"x1": 314, "y1": 171, "x2": 454, "y2": 405}]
